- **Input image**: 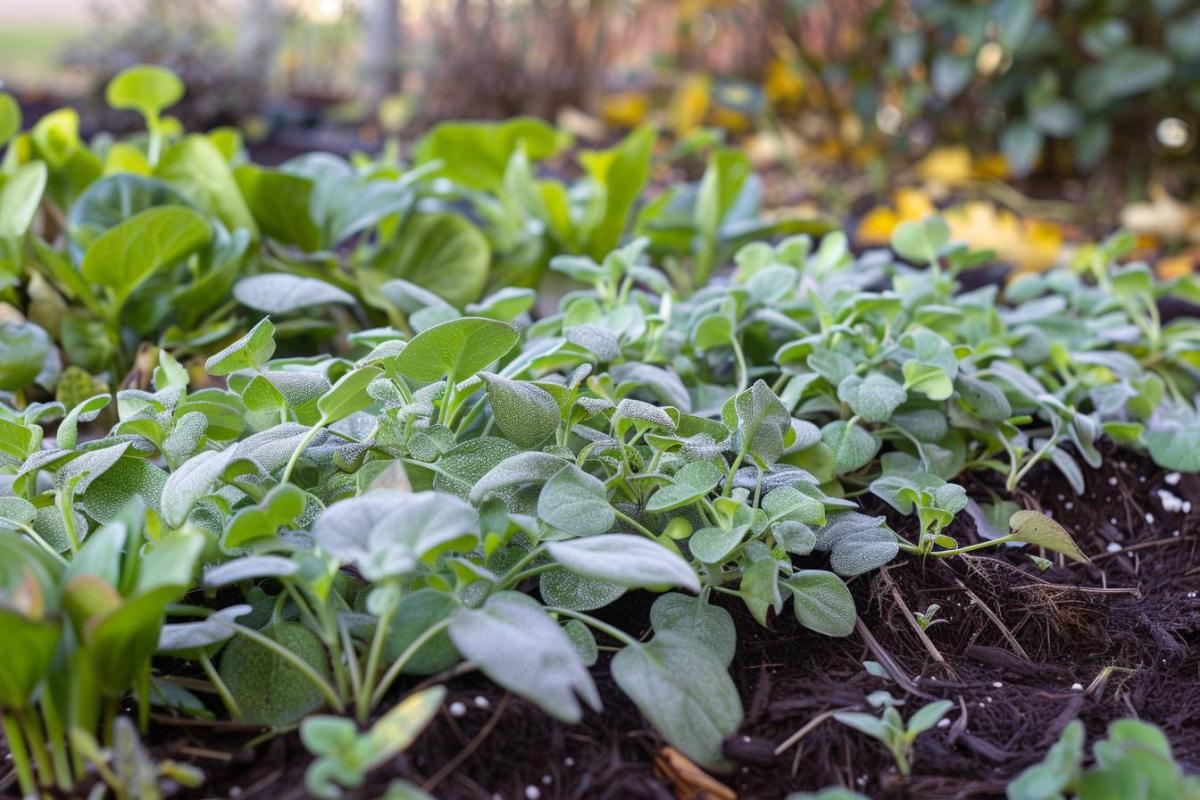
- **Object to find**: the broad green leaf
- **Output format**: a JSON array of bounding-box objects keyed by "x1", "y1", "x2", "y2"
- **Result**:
[
  {"x1": 385, "y1": 589, "x2": 460, "y2": 675},
  {"x1": 537, "y1": 464, "x2": 615, "y2": 537},
  {"x1": 579, "y1": 125, "x2": 655, "y2": 258},
  {"x1": 204, "y1": 318, "x2": 276, "y2": 376},
  {"x1": 611, "y1": 631, "x2": 743, "y2": 770},
  {"x1": 318, "y1": 366, "x2": 382, "y2": 424},
  {"x1": 155, "y1": 135, "x2": 257, "y2": 234},
  {"x1": 539, "y1": 568, "x2": 626, "y2": 611},
  {"x1": 157, "y1": 604, "x2": 250, "y2": 656},
  {"x1": 56, "y1": 394, "x2": 112, "y2": 451},
  {"x1": 693, "y1": 313, "x2": 735, "y2": 350},
  {"x1": 0, "y1": 609, "x2": 61, "y2": 709},
  {"x1": 106, "y1": 64, "x2": 183, "y2": 120},
  {"x1": 1006, "y1": 720, "x2": 1084, "y2": 800},
  {"x1": 0, "y1": 322, "x2": 51, "y2": 392},
  {"x1": 783, "y1": 570, "x2": 856, "y2": 637},
  {"x1": 546, "y1": 534, "x2": 699, "y2": 592},
  {"x1": 1008, "y1": 510, "x2": 1087, "y2": 563},
  {"x1": 393, "y1": 316, "x2": 518, "y2": 384},
  {"x1": 203, "y1": 556, "x2": 298, "y2": 588},
  {"x1": 689, "y1": 524, "x2": 748, "y2": 565},
  {"x1": 414, "y1": 117, "x2": 570, "y2": 192},
  {"x1": 0, "y1": 161, "x2": 48, "y2": 238},
  {"x1": 362, "y1": 213, "x2": 490, "y2": 308},
  {"x1": 0, "y1": 91, "x2": 19, "y2": 147},
  {"x1": 234, "y1": 164, "x2": 322, "y2": 251},
  {"x1": 81, "y1": 206, "x2": 210, "y2": 306},
  {"x1": 891, "y1": 215, "x2": 949, "y2": 264},
  {"x1": 481, "y1": 373, "x2": 559, "y2": 448},
  {"x1": 650, "y1": 592, "x2": 736, "y2": 666},
  {"x1": 448, "y1": 591, "x2": 599, "y2": 723}
]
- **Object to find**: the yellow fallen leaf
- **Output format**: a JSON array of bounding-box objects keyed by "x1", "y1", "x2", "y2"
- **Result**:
[
  {"x1": 1158, "y1": 251, "x2": 1197, "y2": 280},
  {"x1": 601, "y1": 91, "x2": 650, "y2": 130},
  {"x1": 895, "y1": 188, "x2": 935, "y2": 220},
  {"x1": 1120, "y1": 186, "x2": 1200, "y2": 243},
  {"x1": 764, "y1": 59, "x2": 804, "y2": 107},
  {"x1": 653, "y1": 746, "x2": 736, "y2": 800},
  {"x1": 945, "y1": 201, "x2": 1062, "y2": 273},
  {"x1": 916, "y1": 146, "x2": 973, "y2": 185},
  {"x1": 857, "y1": 206, "x2": 899, "y2": 245},
  {"x1": 973, "y1": 152, "x2": 1009, "y2": 180}
]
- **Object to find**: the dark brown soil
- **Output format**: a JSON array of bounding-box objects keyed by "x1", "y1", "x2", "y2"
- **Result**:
[{"x1": 7, "y1": 446, "x2": 1200, "y2": 800}]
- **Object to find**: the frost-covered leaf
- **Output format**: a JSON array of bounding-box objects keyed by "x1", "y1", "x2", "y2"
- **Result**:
[
  {"x1": 820, "y1": 420, "x2": 880, "y2": 474},
  {"x1": 539, "y1": 568, "x2": 625, "y2": 611},
  {"x1": 837, "y1": 374, "x2": 906, "y2": 423},
  {"x1": 537, "y1": 464, "x2": 614, "y2": 536},
  {"x1": 611, "y1": 631, "x2": 743, "y2": 769},
  {"x1": 233, "y1": 274, "x2": 356, "y2": 314},
  {"x1": 650, "y1": 593, "x2": 736, "y2": 666},
  {"x1": 205, "y1": 318, "x2": 276, "y2": 376},
  {"x1": 783, "y1": 570, "x2": 856, "y2": 637},
  {"x1": 204, "y1": 556, "x2": 299, "y2": 587},
  {"x1": 448, "y1": 591, "x2": 599, "y2": 723},
  {"x1": 481, "y1": 373, "x2": 559, "y2": 448},
  {"x1": 546, "y1": 534, "x2": 699, "y2": 592},
  {"x1": 394, "y1": 317, "x2": 519, "y2": 384},
  {"x1": 469, "y1": 451, "x2": 568, "y2": 504},
  {"x1": 312, "y1": 491, "x2": 478, "y2": 580},
  {"x1": 161, "y1": 448, "x2": 235, "y2": 527},
  {"x1": 815, "y1": 513, "x2": 899, "y2": 576}
]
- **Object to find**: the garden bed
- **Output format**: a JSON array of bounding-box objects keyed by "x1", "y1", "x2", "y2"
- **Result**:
[{"x1": 145, "y1": 446, "x2": 1200, "y2": 800}]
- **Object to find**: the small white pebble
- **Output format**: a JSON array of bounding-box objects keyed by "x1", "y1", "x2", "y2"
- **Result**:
[
  {"x1": 1139, "y1": 475, "x2": 1147, "y2": 483},
  {"x1": 1185, "y1": 502, "x2": 1193, "y2": 514},
  {"x1": 1166, "y1": 472, "x2": 1182, "y2": 486},
  {"x1": 564, "y1": 757, "x2": 575, "y2": 767},
  {"x1": 1173, "y1": 530, "x2": 1181, "y2": 537},
  {"x1": 449, "y1": 701, "x2": 467, "y2": 717},
  {"x1": 993, "y1": 681, "x2": 1004, "y2": 688},
  {"x1": 1065, "y1": 502, "x2": 1074, "y2": 510},
  {"x1": 986, "y1": 696, "x2": 993, "y2": 703},
  {"x1": 1157, "y1": 489, "x2": 1186, "y2": 513},
  {"x1": 474, "y1": 695, "x2": 490, "y2": 709},
  {"x1": 978, "y1": 702, "x2": 986, "y2": 708},
  {"x1": 1188, "y1": 592, "x2": 1197, "y2": 599},
  {"x1": 1146, "y1": 513, "x2": 1155, "y2": 524},
  {"x1": 542, "y1": 775, "x2": 552, "y2": 785},
  {"x1": 1071, "y1": 683, "x2": 1083, "y2": 691},
  {"x1": 1108, "y1": 477, "x2": 1119, "y2": 486},
  {"x1": 230, "y1": 790, "x2": 242, "y2": 799},
  {"x1": 525, "y1": 786, "x2": 541, "y2": 800},
  {"x1": 937, "y1": 718, "x2": 951, "y2": 729},
  {"x1": 1057, "y1": 494, "x2": 1065, "y2": 501},
  {"x1": 741, "y1": 736, "x2": 751, "y2": 742},
  {"x1": 1106, "y1": 542, "x2": 1122, "y2": 553},
  {"x1": 857, "y1": 775, "x2": 868, "y2": 786},
  {"x1": 1110, "y1": 517, "x2": 1119, "y2": 525}
]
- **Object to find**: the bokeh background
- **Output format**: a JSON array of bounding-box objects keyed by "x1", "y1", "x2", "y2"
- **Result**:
[{"x1": 3, "y1": 0, "x2": 1197, "y2": 272}]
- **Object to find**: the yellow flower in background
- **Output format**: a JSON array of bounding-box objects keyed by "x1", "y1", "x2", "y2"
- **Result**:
[
  {"x1": 916, "y1": 146, "x2": 973, "y2": 185},
  {"x1": 601, "y1": 91, "x2": 650, "y2": 130},
  {"x1": 944, "y1": 202, "x2": 1062, "y2": 273},
  {"x1": 671, "y1": 74, "x2": 711, "y2": 138},
  {"x1": 764, "y1": 59, "x2": 804, "y2": 107},
  {"x1": 856, "y1": 188, "x2": 935, "y2": 244},
  {"x1": 1157, "y1": 251, "x2": 1198, "y2": 280}
]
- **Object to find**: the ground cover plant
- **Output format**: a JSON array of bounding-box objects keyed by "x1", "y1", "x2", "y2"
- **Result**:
[
  {"x1": 4, "y1": 66, "x2": 1200, "y2": 800},
  {"x1": 5, "y1": 151, "x2": 1200, "y2": 795}
]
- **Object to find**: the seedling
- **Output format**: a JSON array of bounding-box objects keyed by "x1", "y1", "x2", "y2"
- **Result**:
[{"x1": 833, "y1": 699, "x2": 954, "y2": 776}]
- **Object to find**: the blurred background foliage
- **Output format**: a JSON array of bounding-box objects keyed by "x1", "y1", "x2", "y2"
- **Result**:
[{"x1": 2, "y1": 0, "x2": 1198, "y2": 272}]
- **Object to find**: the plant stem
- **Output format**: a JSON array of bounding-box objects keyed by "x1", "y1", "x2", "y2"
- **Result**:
[
  {"x1": 613, "y1": 509, "x2": 658, "y2": 540},
  {"x1": 199, "y1": 653, "x2": 242, "y2": 720},
  {"x1": 227, "y1": 623, "x2": 344, "y2": 712},
  {"x1": 1, "y1": 711, "x2": 37, "y2": 798},
  {"x1": 39, "y1": 695, "x2": 73, "y2": 791},
  {"x1": 545, "y1": 607, "x2": 639, "y2": 647},
  {"x1": 17, "y1": 709, "x2": 53, "y2": 789},
  {"x1": 280, "y1": 420, "x2": 328, "y2": 485},
  {"x1": 370, "y1": 618, "x2": 453, "y2": 709},
  {"x1": 357, "y1": 603, "x2": 398, "y2": 722}
]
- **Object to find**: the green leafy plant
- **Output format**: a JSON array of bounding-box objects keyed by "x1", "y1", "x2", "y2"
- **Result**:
[
  {"x1": 834, "y1": 698, "x2": 954, "y2": 777},
  {"x1": 1008, "y1": 719, "x2": 1200, "y2": 800}
]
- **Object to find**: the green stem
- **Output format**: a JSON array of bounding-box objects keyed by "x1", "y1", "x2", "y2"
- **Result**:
[
  {"x1": 370, "y1": 618, "x2": 453, "y2": 709},
  {"x1": 357, "y1": 603, "x2": 398, "y2": 722},
  {"x1": 613, "y1": 509, "x2": 658, "y2": 540},
  {"x1": 731, "y1": 337, "x2": 749, "y2": 394},
  {"x1": 56, "y1": 489, "x2": 81, "y2": 555},
  {"x1": 199, "y1": 653, "x2": 242, "y2": 720},
  {"x1": 228, "y1": 623, "x2": 344, "y2": 712},
  {"x1": 39, "y1": 694, "x2": 73, "y2": 791},
  {"x1": 544, "y1": 607, "x2": 638, "y2": 647},
  {"x1": 338, "y1": 616, "x2": 364, "y2": 705},
  {"x1": 280, "y1": 420, "x2": 328, "y2": 485},
  {"x1": 1, "y1": 712, "x2": 36, "y2": 798},
  {"x1": 17, "y1": 709, "x2": 53, "y2": 789}
]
